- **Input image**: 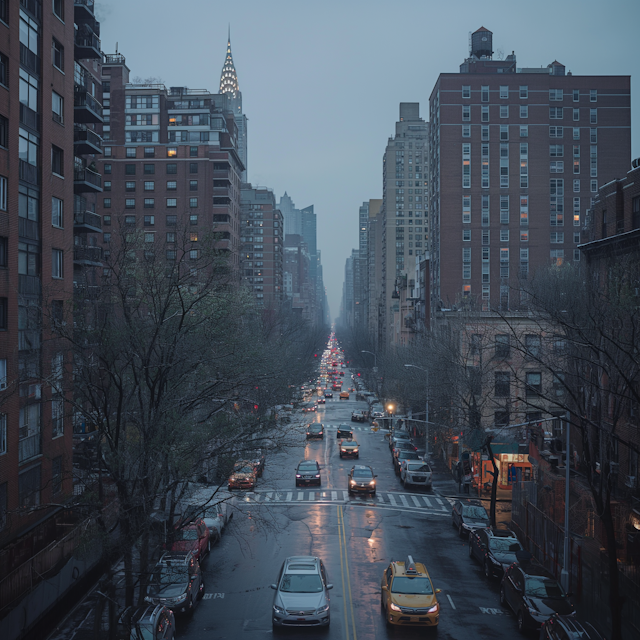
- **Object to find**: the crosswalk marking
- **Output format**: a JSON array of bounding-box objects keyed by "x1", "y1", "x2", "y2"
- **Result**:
[
  {"x1": 331, "y1": 491, "x2": 338, "y2": 501},
  {"x1": 388, "y1": 494, "x2": 398, "y2": 507},
  {"x1": 297, "y1": 491, "x2": 304, "y2": 500},
  {"x1": 286, "y1": 492, "x2": 293, "y2": 502},
  {"x1": 411, "y1": 495, "x2": 422, "y2": 508},
  {"x1": 422, "y1": 496, "x2": 432, "y2": 508},
  {"x1": 399, "y1": 494, "x2": 409, "y2": 508}
]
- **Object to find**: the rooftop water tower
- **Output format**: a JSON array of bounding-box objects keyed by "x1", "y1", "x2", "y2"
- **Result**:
[{"x1": 471, "y1": 26, "x2": 493, "y2": 59}]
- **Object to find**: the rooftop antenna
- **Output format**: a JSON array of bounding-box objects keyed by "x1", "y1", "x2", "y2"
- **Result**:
[
  {"x1": 115, "y1": 41, "x2": 118, "y2": 54},
  {"x1": 468, "y1": 31, "x2": 472, "y2": 56}
]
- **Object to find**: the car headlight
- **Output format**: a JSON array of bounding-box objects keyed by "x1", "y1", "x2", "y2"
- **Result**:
[
  {"x1": 173, "y1": 593, "x2": 188, "y2": 603},
  {"x1": 316, "y1": 604, "x2": 330, "y2": 614},
  {"x1": 315, "y1": 474, "x2": 320, "y2": 478},
  {"x1": 389, "y1": 602, "x2": 402, "y2": 612},
  {"x1": 273, "y1": 604, "x2": 285, "y2": 614},
  {"x1": 350, "y1": 480, "x2": 356, "y2": 485},
  {"x1": 341, "y1": 449, "x2": 347, "y2": 452},
  {"x1": 296, "y1": 474, "x2": 301, "y2": 478},
  {"x1": 353, "y1": 448, "x2": 359, "y2": 453},
  {"x1": 427, "y1": 603, "x2": 439, "y2": 613},
  {"x1": 369, "y1": 480, "x2": 376, "y2": 486}
]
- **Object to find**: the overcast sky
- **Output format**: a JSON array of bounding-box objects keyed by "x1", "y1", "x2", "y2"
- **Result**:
[{"x1": 98, "y1": 0, "x2": 639, "y2": 321}]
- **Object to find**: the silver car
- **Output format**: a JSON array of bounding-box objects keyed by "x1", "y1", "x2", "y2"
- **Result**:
[
  {"x1": 271, "y1": 556, "x2": 333, "y2": 629},
  {"x1": 400, "y1": 460, "x2": 433, "y2": 490}
]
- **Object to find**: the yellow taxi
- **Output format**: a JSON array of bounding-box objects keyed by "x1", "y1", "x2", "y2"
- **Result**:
[
  {"x1": 339, "y1": 391, "x2": 350, "y2": 399},
  {"x1": 380, "y1": 556, "x2": 440, "y2": 627}
]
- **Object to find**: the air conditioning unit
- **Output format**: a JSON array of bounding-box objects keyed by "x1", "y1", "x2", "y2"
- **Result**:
[{"x1": 625, "y1": 475, "x2": 637, "y2": 489}]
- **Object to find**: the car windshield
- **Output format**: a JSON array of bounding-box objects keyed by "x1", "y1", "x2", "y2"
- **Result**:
[
  {"x1": 176, "y1": 528, "x2": 199, "y2": 541},
  {"x1": 525, "y1": 577, "x2": 566, "y2": 598},
  {"x1": 298, "y1": 463, "x2": 318, "y2": 471},
  {"x1": 343, "y1": 441, "x2": 358, "y2": 447},
  {"x1": 235, "y1": 466, "x2": 253, "y2": 474},
  {"x1": 462, "y1": 506, "x2": 489, "y2": 520},
  {"x1": 153, "y1": 566, "x2": 189, "y2": 585},
  {"x1": 490, "y1": 538, "x2": 522, "y2": 553},
  {"x1": 280, "y1": 573, "x2": 323, "y2": 593},
  {"x1": 352, "y1": 469, "x2": 372, "y2": 478},
  {"x1": 309, "y1": 426, "x2": 322, "y2": 432},
  {"x1": 399, "y1": 452, "x2": 419, "y2": 459},
  {"x1": 391, "y1": 577, "x2": 434, "y2": 595},
  {"x1": 407, "y1": 464, "x2": 431, "y2": 472}
]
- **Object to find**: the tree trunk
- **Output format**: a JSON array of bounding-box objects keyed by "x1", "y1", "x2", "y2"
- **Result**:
[
  {"x1": 122, "y1": 535, "x2": 135, "y2": 607},
  {"x1": 485, "y1": 438, "x2": 499, "y2": 529},
  {"x1": 137, "y1": 527, "x2": 150, "y2": 606},
  {"x1": 601, "y1": 499, "x2": 624, "y2": 640}
]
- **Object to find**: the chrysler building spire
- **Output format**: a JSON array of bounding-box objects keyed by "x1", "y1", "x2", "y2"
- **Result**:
[{"x1": 219, "y1": 28, "x2": 239, "y2": 96}]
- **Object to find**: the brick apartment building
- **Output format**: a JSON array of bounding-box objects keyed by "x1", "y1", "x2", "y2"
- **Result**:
[
  {"x1": 0, "y1": 0, "x2": 105, "y2": 558},
  {"x1": 240, "y1": 184, "x2": 283, "y2": 308},
  {"x1": 428, "y1": 27, "x2": 631, "y2": 318},
  {"x1": 97, "y1": 54, "x2": 244, "y2": 272}
]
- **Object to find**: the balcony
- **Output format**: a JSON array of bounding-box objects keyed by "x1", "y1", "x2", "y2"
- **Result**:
[
  {"x1": 213, "y1": 187, "x2": 230, "y2": 197},
  {"x1": 74, "y1": 245, "x2": 103, "y2": 265},
  {"x1": 19, "y1": 433, "x2": 41, "y2": 464},
  {"x1": 212, "y1": 170, "x2": 230, "y2": 180},
  {"x1": 74, "y1": 207, "x2": 102, "y2": 233},
  {"x1": 74, "y1": 0, "x2": 95, "y2": 20},
  {"x1": 18, "y1": 275, "x2": 41, "y2": 296},
  {"x1": 74, "y1": 124, "x2": 103, "y2": 155},
  {"x1": 75, "y1": 24, "x2": 101, "y2": 59},
  {"x1": 74, "y1": 167, "x2": 102, "y2": 193},
  {"x1": 74, "y1": 89, "x2": 103, "y2": 124},
  {"x1": 19, "y1": 160, "x2": 39, "y2": 186},
  {"x1": 19, "y1": 103, "x2": 39, "y2": 132}
]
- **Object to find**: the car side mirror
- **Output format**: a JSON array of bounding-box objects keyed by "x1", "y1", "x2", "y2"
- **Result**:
[
  {"x1": 381, "y1": 585, "x2": 388, "y2": 591},
  {"x1": 374, "y1": 475, "x2": 378, "y2": 478},
  {"x1": 270, "y1": 584, "x2": 277, "y2": 590},
  {"x1": 435, "y1": 588, "x2": 442, "y2": 594},
  {"x1": 326, "y1": 584, "x2": 333, "y2": 590}
]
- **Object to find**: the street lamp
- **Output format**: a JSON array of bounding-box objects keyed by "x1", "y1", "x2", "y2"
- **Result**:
[
  {"x1": 387, "y1": 403, "x2": 394, "y2": 431},
  {"x1": 405, "y1": 364, "x2": 430, "y2": 459}
]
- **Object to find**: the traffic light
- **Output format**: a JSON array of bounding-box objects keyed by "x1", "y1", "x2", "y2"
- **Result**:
[{"x1": 314, "y1": 354, "x2": 318, "y2": 357}]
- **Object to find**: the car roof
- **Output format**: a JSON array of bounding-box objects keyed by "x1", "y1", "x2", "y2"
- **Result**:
[
  {"x1": 486, "y1": 528, "x2": 518, "y2": 539},
  {"x1": 284, "y1": 556, "x2": 320, "y2": 572},
  {"x1": 158, "y1": 551, "x2": 193, "y2": 565},
  {"x1": 391, "y1": 558, "x2": 430, "y2": 578},
  {"x1": 298, "y1": 459, "x2": 319, "y2": 465},
  {"x1": 351, "y1": 465, "x2": 373, "y2": 471}
]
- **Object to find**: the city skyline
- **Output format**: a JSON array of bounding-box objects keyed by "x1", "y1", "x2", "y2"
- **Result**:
[{"x1": 96, "y1": 0, "x2": 640, "y2": 319}]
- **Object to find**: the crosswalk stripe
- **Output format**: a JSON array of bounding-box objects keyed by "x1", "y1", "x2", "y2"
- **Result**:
[
  {"x1": 297, "y1": 491, "x2": 304, "y2": 500},
  {"x1": 422, "y1": 496, "x2": 433, "y2": 508},
  {"x1": 264, "y1": 492, "x2": 272, "y2": 502},
  {"x1": 411, "y1": 496, "x2": 422, "y2": 508},
  {"x1": 286, "y1": 492, "x2": 293, "y2": 502},
  {"x1": 377, "y1": 493, "x2": 385, "y2": 503},
  {"x1": 342, "y1": 491, "x2": 349, "y2": 501},
  {"x1": 331, "y1": 491, "x2": 338, "y2": 501},
  {"x1": 435, "y1": 497, "x2": 444, "y2": 506},
  {"x1": 399, "y1": 494, "x2": 409, "y2": 508},
  {"x1": 388, "y1": 494, "x2": 398, "y2": 507}
]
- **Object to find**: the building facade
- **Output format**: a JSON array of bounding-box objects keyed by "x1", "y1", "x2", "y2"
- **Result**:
[
  {"x1": 380, "y1": 103, "x2": 429, "y2": 347},
  {"x1": 428, "y1": 26, "x2": 631, "y2": 318}
]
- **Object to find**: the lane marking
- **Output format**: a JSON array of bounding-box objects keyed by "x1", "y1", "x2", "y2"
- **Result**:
[
  {"x1": 338, "y1": 505, "x2": 358, "y2": 640},
  {"x1": 264, "y1": 492, "x2": 272, "y2": 502},
  {"x1": 447, "y1": 594, "x2": 456, "y2": 610}
]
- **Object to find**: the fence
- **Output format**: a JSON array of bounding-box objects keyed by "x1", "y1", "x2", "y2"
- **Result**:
[{"x1": 512, "y1": 481, "x2": 640, "y2": 639}]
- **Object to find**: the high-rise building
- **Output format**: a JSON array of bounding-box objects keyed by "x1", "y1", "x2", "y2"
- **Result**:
[
  {"x1": 380, "y1": 103, "x2": 429, "y2": 347},
  {"x1": 365, "y1": 199, "x2": 382, "y2": 344},
  {"x1": 98, "y1": 55, "x2": 244, "y2": 272},
  {"x1": 279, "y1": 191, "x2": 300, "y2": 236},
  {"x1": 219, "y1": 32, "x2": 248, "y2": 182},
  {"x1": 428, "y1": 27, "x2": 631, "y2": 316},
  {"x1": 240, "y1": 184, "x2": 283, "y2": 307}
]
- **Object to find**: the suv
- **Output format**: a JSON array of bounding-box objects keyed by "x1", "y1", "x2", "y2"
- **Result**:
[
  {"x1": 468, "y1": 528, "x2": 523, "y2": 578},
  {"x1": 348, "y1": 465, "x2": 376, "y2": 495},
  {"x1": 451, "y1": 500, "x2": 490, "y2": 537},
  {"x1": 337, "y1": 425, "x2": 353, "y2": 439},
  {"x1": 339, "y1": 439, "x2": 359, "y2": 459},
  {"x1": 306, "y1": 424, "x2": 324, "y2": 439},
  {"x1": 295, "y1": 460, "x2": 321, "y2": 486},
  {"x1": 271, "y1": 556, "x2": 333, "y2": 629},
  {"x1": 500, "y1": 553, "x2": 574, "y2": 632},
  {"x1": 168, "y1": 517, "x2": 210, "y2": 561},
  {"x1": 380, "y1": 555, "x2": 440, "y2": 628},
  {"x1": 351, "y1": 410, "x2": 367, "y2": 422},
  {"x1": 400, "y1": 461, "x2": 432, "y2": 490},
  {"x1": 145, "y1": 552, "x2": 204, "y2": 615}
]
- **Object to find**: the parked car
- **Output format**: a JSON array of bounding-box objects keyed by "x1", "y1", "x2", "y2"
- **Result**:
[
  {"x1": 347, "y1": 465, "x2": 376, "y2": 495},
  {"x1": 145, "y1": 552, "x2": 204, "y2": 615},
  {"x1": 451, "y1": 500, "x2": 490, "y2": 537},
  {"x1": 393, "y1": 450, "x2": 421, "y2": 474},
  {"x1": 271, "y1": 556, "x2": 333, "y2": 629},
  {"x1": 337, "y1": 425, "x2": 353, "y2": 439},
  {"x1": 468, "y1": 528, "x2": 523, "y2": 578},
  {"x1": 540, "y1": 613, "x2": 604, "y2": 639},
  {"x1": 388, "y1": 432, "x2": 413, "y2": 449},
  {"x1": 168, "y1": 518, "x2": 210, "y2": 560},
  {"x1": 391, "y1": 441, "x2": 419, "y2": 459},
  {"x1": 351, "y1": 410, "x2": 367, "y2": 422},
  {"x1": 500, "y1": 552, "x2": 574, "y2": 633},
  {"x1": 306, "y1": 424, "x2": 324, "y2": 439},
  {"x1": 380, "y1": 555, "x2": 440, "y2": 628},
  {"x1": 181, "y1": 485, "x2": 236, "y2": 543},
  {"x1": 228, "y1": 460, "x2": 258, "y2": 491},
  {"x1": 295, "y1": 460, "x2": 322, "y2": 486},
  {"x1": 118, "y1": 604, "x2": 176, "y2": 640},
  {"x1": 400, "y1": 461, "x2": 432, "y2": 489},
  {"x1": 339, "y1": 439, "x2": 359, "y2": 459}
]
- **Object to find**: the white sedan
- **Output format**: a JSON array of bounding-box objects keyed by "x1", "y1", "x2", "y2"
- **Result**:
[{"x1": 400, "y1": 461, "x2": 433, "y2": 490}]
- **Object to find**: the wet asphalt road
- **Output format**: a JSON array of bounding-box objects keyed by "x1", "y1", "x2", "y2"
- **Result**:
[{"x1": 175, "y1": 380, "x2": 522, "y2": 640}]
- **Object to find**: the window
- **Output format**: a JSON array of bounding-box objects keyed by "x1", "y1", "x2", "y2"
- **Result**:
[
  {"x1": 102, "y1": 197, "x2": 112, "y2": 209},
  {"x1": 0, "y1": 53, "x2": 6, "y2": 87},
  {"x1": 144, "y1": 232, "x2": 154, "y2": 243},
  {"x1": 463, "y1": 229, "x2": 471, "y2": 241},
  {"x1": 19, "y1": 465, "x2": 41, "y2": 509},
  {"x1": 590, "y1": 89, "x2": 597, "y2": 102},
  {"x1": 52, "y1": 39, "x2": 64, "y2": 71},
  {"x1": 144, "y1": 181, "x2": 154, "y2": 191},
  {"x1": 573, "y1": 108, "x2": 580, "y2": 122},
  {"x1": 103, "y1": 215, "x2": 111, "y2": 226},
  {"x1": 462, "y1": 195, "x2": 471, "y2": 223},
  {"x1": 104, "y1": 163, "x2": 112, "y2": 174},
  {"x1": 482, "y1": 126, "x2": 489, "y2": 141},
  {"x1": 573, "y1": 179, "x2": 580, "y2": 192},
  {"x1": 500, "y1": 86, "x2": 509, "y2": 99},
  {"x1": 0, "y1": 175, "x2": 6, "y2": 211},
  {"x1": 550, "y1": 161, "x2": 564, "y2": 173},
  {"x1": 549, "y1": 89, "x2": 563, "y2": 101},
  {"x1": 125, "y1": 181, "x2": 136, "y2": 192},
  {"x1": 166, "y1": 198, "x2": 177, "y2": 208},
  {"x1": 500, "y1": 105, "x2": 509, "y2": 118},
  {"x1": 549, "y1": 144, "x2": 564, "y2": 157},
  {"x1": 573, "y1": 89, "x2": 580, "y2": 102},
  {"x1": 462, "y1": 85, "x2": 471, "y2": 99},
  {"x1": 52, "y1": 456, "x2": 62, "y2": 495},
  {"x1": 462, "y1": 125, "x2": 470, "y2": 137},
  {"x1": 550, "y1": 231, "x2": 564, "y2": 243},
  {"x1": 462, "y1": 143, "x2": 471, "y2": 189},
  {"x1": 526, "y1": 372, "x2": 542, "y2": 397},
  {"x1": 126, "y1": 147, "x2": 136, "y2": 158},
  {"x1": 51, "y1": 145, "x2": 64, "y2": 176},
  {"x1": 549, "y1": 126, "x2": 563, "y2": 138},
  {"x1": 167, "y1": 147, "x2": 177, "y2": 158},
  {"x1": 143, "y1": 164, "x2": 155, "y2": 175},
  {"x1": 144, "y1": 147, "x2": 155, "y2": 158},
  {"x1": 166, "y1": 181, "x2": 177, "y2": 191},
  {"x1": 144, "y1": 215, "x2": 154, "y2": 226},
  {"x1": 500, "y1": 196, "x2": 509, "y2": 224},
  {"x1": 189, "y1": 249, "x2": 199, "y2": 260},
  {"x1": 520, "y1": 105, "x2": 528, "y2": 118},
  {"x1": 632, "y1": 196, "x2": 640, "y2": 229},
  {"x1": 495, "y1": 334, "x2": 510, "y2": 358},
  {"x1": 190, "y1": 163, "x2": 198, "y2": 173},
  {"x1": 590, "y1": 109, "x2": 597, "y2": 124},
  {"x1": 166, "y1": 164, "x2": 177, "y2": 175},
  {"x1": 500, "y1": 125, "x2": 508, "y2": 141},
  {"x1": 591, "y1": 179, "x2": 598, "y2": 193},
  {"x1": 190, "y1": 214, "x2": 198, "y2": 225},
  {"x1": 51, "y1": 399, "x2": 63, "y2": 438},
  {"x1": 52, "y1": 91, "x2": 64, "y2": 124},
  {"x1": 166, "y1": 232, "x2": 176, "y2": 243},
  {"x1": 190, "y1": 146, "x2": 198, "y2": 157},
  {"x1": 0, "y1": 297, "x2": 6, "y2": 329},
  {"x1": 52, "y1": 197, "x2": 63, "y2": 228},
  {"x1": 525, "y1": 334, "x2": 541, "y2": 358},
  {"x1": 520, "y1": 126, "x2": 528, "y2": 138},
  {"x1": 590, "y1": 128, "x2": 597, "y2": 144},
  {"x1": 462, "y1": 247, "x2": 471, "y2": 280},
  {"x1": 550, "y1": 249, "x2": 564, "y2": 265},
  {"x1": 189, "y1": 197, "x2": 198, "y2": 208},
  {"x1": 500, "y1": 230, "x2": 509, "y2": 242},
  {"x1": 0, "y1": 417, "x2": 5, "y2": 458},
  {"x1": 166, "y1": 215, "x2": 177, "y2": 226},
  {"x1": 125, "y1": 164, "x2": 136, "y2": 175},
  {"x1": 549, "y1": 107, "x2": 563, "y2": 119},
  {"x1": 125, "y1": 198, "x2": 135, "y2": 209},
  {"x1": 462, "y1": 105, "x2": 470, "y2": 121},
  {"x1": 103, "y1": 232, "x2": 111, "y2": 243},
  {"x1": 481, "y1": 106, "x2": 489, "y2": 122},
  {"x1": 495, "y1": 372, "x2": 510, "y2": 397},
  {"x1": 481, "y1": 86, "x2": 489, "y2": 102},
  {"x1": 144, "y1": 198, "x2": 154, "y2": 208},
  {"x1": 166, "y1": 249, "x2": 176, "y2": 260},
  {"x1": 0, "y1": 236, "x2": 7, "y2": 267},
  {"x1": 124, "y1": 215, "x2": 135, "y2": 226},
  {"x1": 52, "y1": 249, "x2": 63, "y2": 278},
  {"x1": 519, "y1": 86, "x2": 528, "y2": 99}
]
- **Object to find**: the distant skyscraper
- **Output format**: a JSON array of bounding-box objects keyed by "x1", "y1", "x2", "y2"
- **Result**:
[
  {"x1": 279, "y1": 192, "x2": 302, "y2": 236},
  {"x1": 219, "y1": 31, "x2": 248, "y2": 181}
]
